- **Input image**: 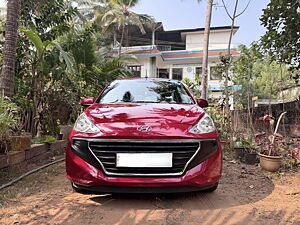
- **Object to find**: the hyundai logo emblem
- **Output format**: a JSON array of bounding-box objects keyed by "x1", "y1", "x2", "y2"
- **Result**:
[{"x1": 137, "y1": 125, "x2": 152, "y2": 132}]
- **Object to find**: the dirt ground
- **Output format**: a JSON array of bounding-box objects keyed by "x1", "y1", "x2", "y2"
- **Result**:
[{"x1": 0, "y1": 158, "x2": 300, "y2": 225}]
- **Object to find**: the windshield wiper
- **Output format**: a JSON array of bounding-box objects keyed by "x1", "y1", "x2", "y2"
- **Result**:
[
  {"x1": 133, "y1": 101, "x2": 158, "y2": 103},
  {"x1": 108, "y1": 99, "x2": 122, "y2": 103}
]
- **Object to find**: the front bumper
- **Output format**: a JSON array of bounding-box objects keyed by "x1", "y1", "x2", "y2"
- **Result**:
[
  {"x1": 72, "y1": 182, "x2": 218, "y2": 194},
  {"x1": 66, "y1": 138, "x2": 222, "y2": 191}
]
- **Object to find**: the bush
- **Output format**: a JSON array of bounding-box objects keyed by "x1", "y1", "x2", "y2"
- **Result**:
[
  {"x1": 205, "y1": 106, "x2": 228, "y2": 139},
  {"x1": 0, "y1": 98, "x2": 20, "y2": 154}
]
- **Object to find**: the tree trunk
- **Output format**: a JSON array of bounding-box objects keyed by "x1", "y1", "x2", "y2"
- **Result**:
[
  {"x1": 118, "y1": 25, "x2": 125, "y2": 55},
  {"x1": 200, "y1": 0, "x2": 213, "y2": 100},
  {"x1": 113, "y1": 32, "x2": 117, "y2": 47},
  {"x1": 0, "y1": 0, "x2": 20, "y2": 97},
  {"x1": 224, "y1": 0, "x2": 239, "y2": 115},
  {"x1": 125, "y1": 25, "x2": 129, "y2": 47}
]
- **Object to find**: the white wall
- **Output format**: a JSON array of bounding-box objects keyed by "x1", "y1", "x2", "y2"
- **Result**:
[
  {"x1": 127, "y1": 56, "x2": 154, "y2": 78},
  {"x1": 127, "y1": 55, "x2": 236, "y2": 106},
  {"x1": 185, "y1": 30, "x2": 233, "y2": 50}
]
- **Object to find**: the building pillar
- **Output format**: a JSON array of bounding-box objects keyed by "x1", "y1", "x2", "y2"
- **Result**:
[{"x1": 149, "y1": 57, "x2": 157, "y2": 77}]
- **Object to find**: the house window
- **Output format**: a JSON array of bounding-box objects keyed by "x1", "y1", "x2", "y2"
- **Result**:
[
  {"x1": 158, "y1": 68, "x2": 170, "y2": 79},
  {"x1": 128, "y1": 65, "x2": 141, "y2": 77},
  {"x1": 196, "y1": 67, "x2": 202, "y2": 81},
  {"x1": 172, "y1": 68, "x2": 183, "y2": 80},
  {"x1": 210, "y1": 67, "x2": 222, "y2": 80}
]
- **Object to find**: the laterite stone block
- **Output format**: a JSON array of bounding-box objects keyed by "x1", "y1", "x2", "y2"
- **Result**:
[
  {"x1": 25, "y1": 144, "x2": 48, "y2": 160},
  {"x1": 8, "y1": 151, "x2": 26, "y2": 165},
  {"x1": 0, "y1": 154, "x2": 8, "y2": 169}
]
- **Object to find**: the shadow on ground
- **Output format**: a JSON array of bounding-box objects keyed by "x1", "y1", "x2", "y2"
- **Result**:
[
  {"x1": 4, "y1": 161, "x2": 299, "y2": 225},
  {"x1": 89, "y1": 161, "x2": 275, "y2": 210}
]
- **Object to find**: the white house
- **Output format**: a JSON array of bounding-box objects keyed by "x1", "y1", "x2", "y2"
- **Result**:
[{"x1": 113, "y1": 24, "x2": 240, "y2": 101}]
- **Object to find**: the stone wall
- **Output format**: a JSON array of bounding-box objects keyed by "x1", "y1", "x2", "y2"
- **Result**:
[
  {"x1": 233, "y1": 100, "x2": 300, "y2": 137},
  {"x1": 0, "y1": 140, "x2": 67, "y2": 170}
]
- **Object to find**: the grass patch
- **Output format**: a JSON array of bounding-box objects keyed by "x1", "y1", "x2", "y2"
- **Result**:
[{"x1": 32, "y1": 136, "x2": 56, "y2": 144}]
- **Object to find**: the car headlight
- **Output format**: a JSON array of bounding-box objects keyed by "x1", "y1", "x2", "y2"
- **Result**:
[
  {"x1": 189, "y1": 114, "x2": 216, "y2": 134},
  {"x1": 74, "y1": 113, "x2": 100, "y2": 133}
]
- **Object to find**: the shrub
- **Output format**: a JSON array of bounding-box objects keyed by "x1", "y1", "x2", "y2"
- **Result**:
[{"x1": 0, "y1": 97, "x2": 19, "y2": 154}]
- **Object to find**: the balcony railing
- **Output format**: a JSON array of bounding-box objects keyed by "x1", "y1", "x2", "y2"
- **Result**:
[
  {"x1": 156, "y1": 45, "x2": 172, "y2": 52},
  {"x1": 113, "y1": 45, "x2": 172, "y2": 52}
]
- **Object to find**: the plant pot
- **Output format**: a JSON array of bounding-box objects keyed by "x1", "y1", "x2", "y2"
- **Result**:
[
  {"x1": 258, "y1": 153, "x2": 282, "y2": 172},
  {"x1": 56, "y1": 134, "x2": 63, "y2": 140},
  {"x1": 244, "y1": 152, "x2": 258, "y2": 165},
  {"x1": 234, "y1": 147, "x2": 245, "y2": 158}
]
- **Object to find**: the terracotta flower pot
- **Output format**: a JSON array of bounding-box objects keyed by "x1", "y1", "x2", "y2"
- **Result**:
[{"x1": 258, "y1": 153, "x2": 282, "y2": 172}]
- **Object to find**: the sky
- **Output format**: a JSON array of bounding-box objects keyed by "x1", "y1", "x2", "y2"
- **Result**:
[
  {"x1": 0, "y1": 0, "x2": 269, "y2": 46},
  {"x1": 133, "y1": 0, "x2": 270, "y2": 46}
]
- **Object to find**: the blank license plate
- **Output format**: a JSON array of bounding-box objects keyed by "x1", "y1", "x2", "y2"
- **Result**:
[{"x1": 116, "y1": 153, "x2": 173, "y2": 168}]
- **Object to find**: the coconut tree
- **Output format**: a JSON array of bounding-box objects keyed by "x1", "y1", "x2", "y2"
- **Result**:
[
  {"x1": 98, "y1": 0, "x2": 154, "y2": 54},
  {"x1": 200, "y1": 0, "x2": 213, "y2": 100},
  {"x1": 0, "y1": 0, "x2": 20, "y2": 97},
  {"x1": 195, "y1": 0, "x2": 213, "y2": 100}
]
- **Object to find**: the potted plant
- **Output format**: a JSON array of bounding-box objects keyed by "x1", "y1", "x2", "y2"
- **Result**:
[
  {"x1": 256, "y1": 112, "x2": 287, "y2": 172},
  {"x1": 0, "y1": 98, "x2": 20, "y2": 154},
  {"x1": 234, "y1": 134, "x2": 258, "y2": 164},
  {"x1": 234, "y1": 134, "x2": 249, "y2": 158}
]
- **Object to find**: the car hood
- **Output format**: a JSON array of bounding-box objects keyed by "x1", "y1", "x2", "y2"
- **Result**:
[{"x1": 85, "y1": 103, "x2": 205, "y2": 125}]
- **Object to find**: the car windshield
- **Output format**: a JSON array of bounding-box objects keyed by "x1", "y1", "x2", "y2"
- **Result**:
[{"x1": 97, "y1": 79, "x2": 195, "y2": 104}]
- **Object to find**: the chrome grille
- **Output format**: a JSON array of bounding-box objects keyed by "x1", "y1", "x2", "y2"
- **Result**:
[{"x1": 87, "y1": 139, "x2": 200, "y2": 176}]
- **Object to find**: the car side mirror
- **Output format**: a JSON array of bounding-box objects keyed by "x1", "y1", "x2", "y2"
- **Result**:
[
  {"x1": 197, "y1": 98, "x2": 209, "y2": 108},
  {"x1": 81, "y1": 97, "x2": 94, "y2": 107}
]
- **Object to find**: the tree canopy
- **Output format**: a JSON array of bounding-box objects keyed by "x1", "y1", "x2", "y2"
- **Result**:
[
  {"x1": 233, "y1": 44, "x2": 295, "y2": 108},
  {"x1": 0, "y1": 0, "x2": 141, "y2": 136},
  {"x1": 260, "y1": 0, "x2": 300, "y2": 69}
]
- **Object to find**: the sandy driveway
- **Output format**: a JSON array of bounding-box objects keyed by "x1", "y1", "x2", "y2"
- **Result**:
[{"x1": 0, "y1": 159, "x2": 299, "y2": 225}]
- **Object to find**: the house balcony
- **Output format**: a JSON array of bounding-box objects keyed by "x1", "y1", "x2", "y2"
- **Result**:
[
  {"x1": 112, "y1": 45, "x2": 240, "y2": 62},
  {"x1": 113, "y1": 45, "x2": 172, "y2": 52}
]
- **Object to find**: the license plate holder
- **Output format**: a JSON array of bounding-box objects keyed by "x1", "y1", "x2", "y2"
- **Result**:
[{"x1": 116, "y1": 153, "x2": 173, "y2": 168}]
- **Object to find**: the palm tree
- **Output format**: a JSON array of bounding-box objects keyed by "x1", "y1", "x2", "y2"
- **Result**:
[
  {"x1": 198, "y1": 0, "x2": 213, "y2": 100},
  {"x1": 99, "y1": 0, "x2": 154, "y2": 54},
  {"x1": 70, "y1": 0, "x2": 107, "y2": 22},
  {"x1": 0, "y1": 0, "x2": 20, "y2": 97}
]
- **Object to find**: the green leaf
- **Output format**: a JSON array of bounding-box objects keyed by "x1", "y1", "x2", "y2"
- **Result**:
[
  {"x1": 19, "y1": 27, "x2": 44, "y2": 59},
  {"x1": 54, "y1": 43, "x2": 77, "y2": 75}
]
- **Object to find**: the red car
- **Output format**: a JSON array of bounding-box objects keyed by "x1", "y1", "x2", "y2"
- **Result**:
[{"x1": 66, "y1": 78, "x2": 222, "y2": 193}]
